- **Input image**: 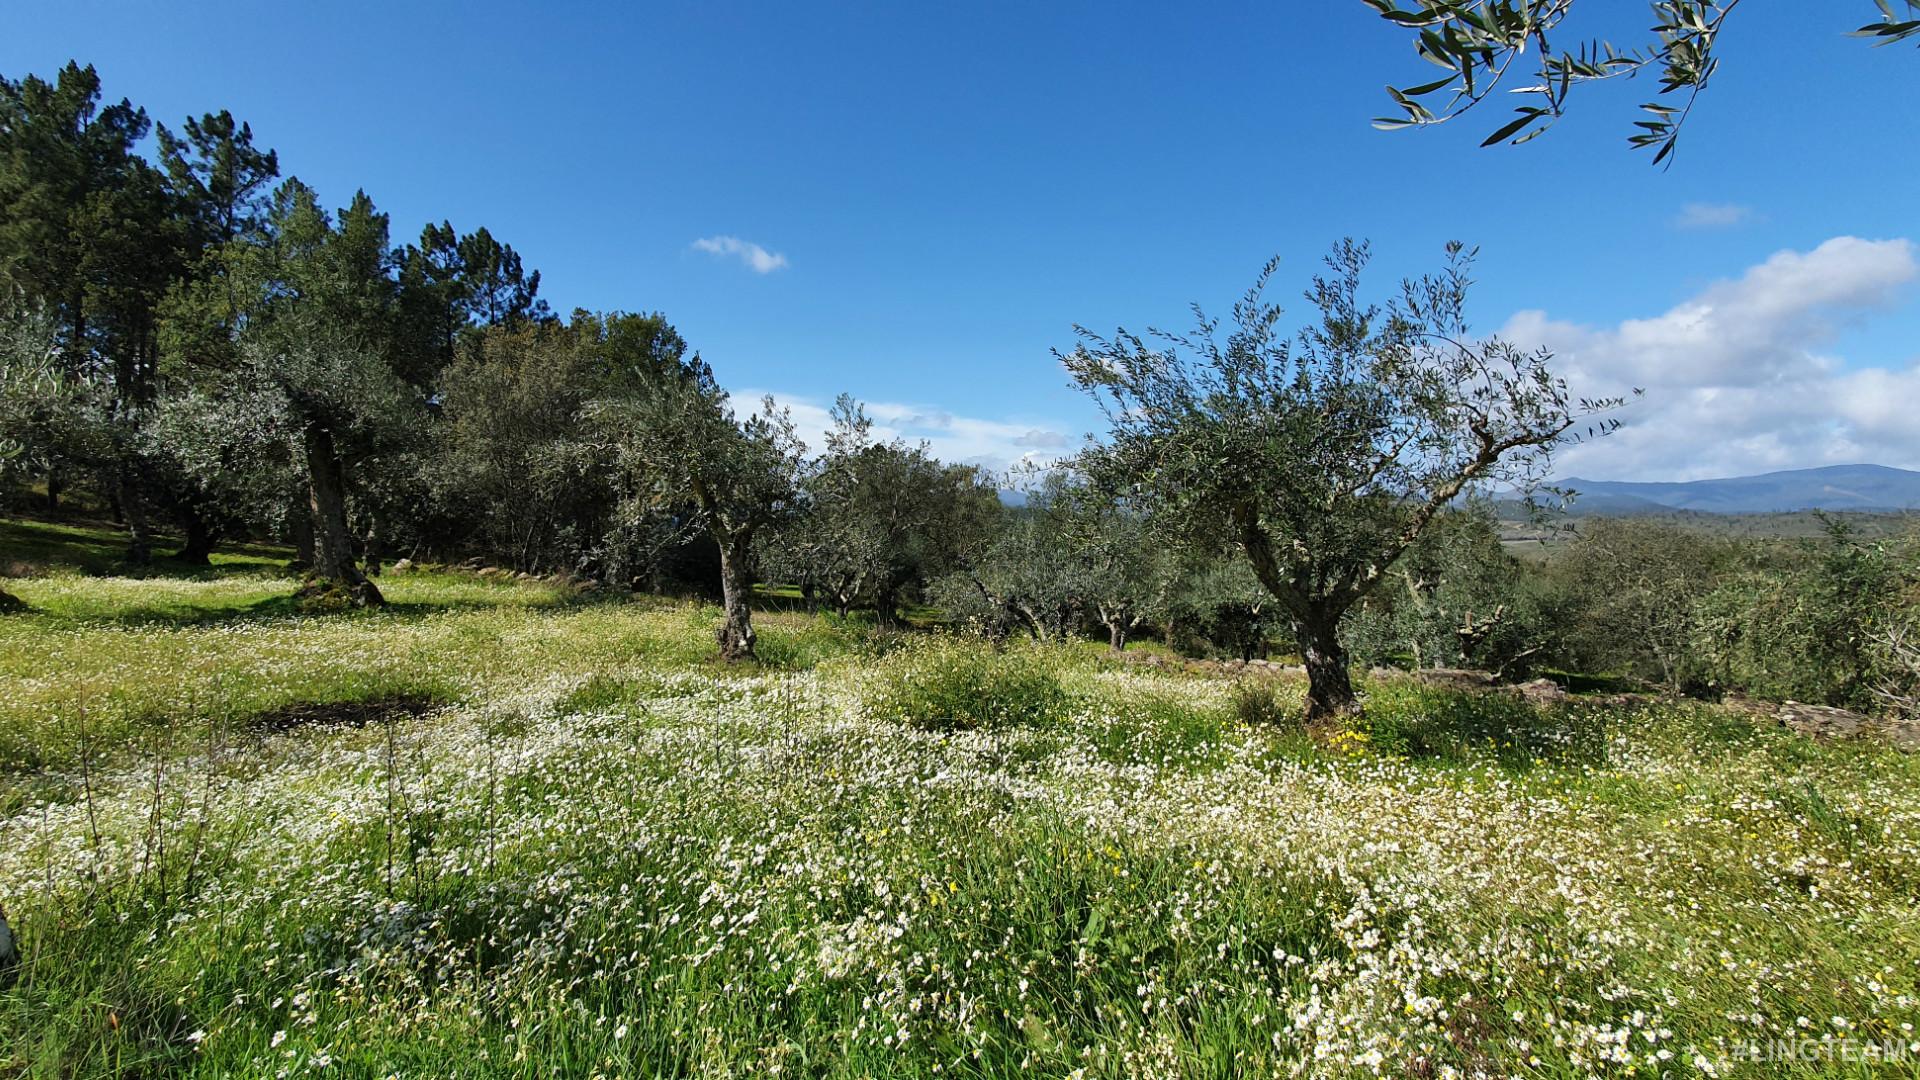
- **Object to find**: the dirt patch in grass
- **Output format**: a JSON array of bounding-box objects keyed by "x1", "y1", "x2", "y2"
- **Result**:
[{"x1": 244, "y1": 694, "x2": 444, "y2": 735}]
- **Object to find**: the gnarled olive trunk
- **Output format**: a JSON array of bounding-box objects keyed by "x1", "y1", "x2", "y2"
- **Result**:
[
  {"x1": 175, "y1": 507, "x2": 218, "y2": 566},
  {"x1": 1294, "y1": 608, "x2": 1358, "y2": 722},
  {"x1": 1107, "y1": 621, "x2": 1128, "y2": 652},
  {"x1": 117, "y1": 467, "x2": 152, "y2": 566},
  {"x1": 288, "y1": 487, "x2": 316, "y2": 570},
  {"x1": 873, "y1": 582, "x2": 901, "y2": 629},
  {"x1": 303, "y1": 421, "x2": 382, "y2": 606},
  {"x1": 1242, "y1": 525, "x2": 1362, "y2": 723},
  {"x1": 363, "y1": 519, "x2": 384, "y2": 577},
  {"x1": 714, "y1": 528, "x2": 756, "y2": 661}
]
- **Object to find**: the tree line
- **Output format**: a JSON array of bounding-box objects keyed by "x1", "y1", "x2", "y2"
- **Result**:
[{"x1": 4, "y1": 61, "x2": 1914, "y2": 722}]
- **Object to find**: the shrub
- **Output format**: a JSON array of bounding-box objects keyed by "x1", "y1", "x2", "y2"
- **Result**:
[
  {"x1": 1360, "y1": 680, "x2": 1606, "y2": 765},
  {"x1": 1229, "y1": 678, "x2": 1303, "y2": 732},
  {"x1": 1693, "y1": 520, "x2": 1912, "y2": 711},
  {"x1": 860, "y1": 639, "x2": 1072, "y2": 731}
]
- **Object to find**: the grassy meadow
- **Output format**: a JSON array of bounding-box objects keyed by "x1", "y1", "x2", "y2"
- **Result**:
[{"x1": 2, "y1": 520, "x2": 1919, "y2": 1078}]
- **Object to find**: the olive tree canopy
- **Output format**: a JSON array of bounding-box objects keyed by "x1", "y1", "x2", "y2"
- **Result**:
[
  {"x1": 595, "y1": 348, "x2": 805, "y2": 661},
  {"x1": 1062, "y1": 239, "x2": 1625, "y2": 719}
]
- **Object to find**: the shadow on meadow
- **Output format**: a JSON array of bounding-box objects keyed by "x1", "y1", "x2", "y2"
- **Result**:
[
  {"x1": 3, "y1": 517, "x2": 901, "y2": 634},
  {"x1": 1, "y1": 517, "x2": 289, "y2": 578},
  {"x1": 0, "y1": 517, "x2": 635, "y2": 630},
  {"x1": 2, "y1": 581, "x2": 610, "y2": 630}
]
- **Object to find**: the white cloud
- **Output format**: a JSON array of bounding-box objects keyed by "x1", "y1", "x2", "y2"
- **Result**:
[
  {"x1": 691, "y1": 235, "x2": 788, "y2": 274},
  {"x1": 745, "y1": 390, "x2": 1077, "y2": 478},
  {"x1": 1500, "y1": 236, "x2": 1920, "y2": 481},
  {"x1": 1673, "y1": 202, "x2": 1753, "y2": 230}
]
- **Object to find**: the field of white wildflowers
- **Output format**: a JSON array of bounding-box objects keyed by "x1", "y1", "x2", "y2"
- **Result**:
[{"x1": 2, "y1": 538, "x2": 1918, "y2": 1077}]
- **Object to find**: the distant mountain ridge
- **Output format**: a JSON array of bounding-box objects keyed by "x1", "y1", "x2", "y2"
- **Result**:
[{"x1": 1559, "y1": 464, "x2": 1920, "y2": 514}]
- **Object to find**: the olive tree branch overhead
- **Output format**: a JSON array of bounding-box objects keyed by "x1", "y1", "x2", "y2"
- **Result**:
[{"x1": 1364, "y1": 0, "x2": 1919, "y2": 165}]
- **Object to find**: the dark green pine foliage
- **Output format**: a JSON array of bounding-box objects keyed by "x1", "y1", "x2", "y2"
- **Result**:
[
  {"x1": 0, "y1": 62, "x2": 188, "y2": 559},
  {"x1": 398, "y1": 222, "x2": 550, "y2": 379},
  {"x1": 144, "y1": 111, "x2": 281, "y2": 562}
]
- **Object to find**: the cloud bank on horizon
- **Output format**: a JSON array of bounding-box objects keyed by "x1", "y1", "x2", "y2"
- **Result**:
[
  {"x1": 746, "y1": 391, "x2": 1076, "y2": 479},
  {"x1": 1503, "y1": 235, "x2": 1920, "y2": 483},
  {"x1": 752, "y1": 236, "x2": 1919, "y2": 485}
]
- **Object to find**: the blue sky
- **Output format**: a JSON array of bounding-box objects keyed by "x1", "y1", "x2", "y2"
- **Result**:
[{"x1": 9, "y1": 1, "x2": 1918, "y2": 480}]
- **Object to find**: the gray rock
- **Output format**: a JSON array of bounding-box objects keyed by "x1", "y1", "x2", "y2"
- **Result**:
[
  {"x1": 1725, "y1": 693, "x2": 1918, "y2": 753},
  {"x1": 1411, "y1": 668, "x2": 1500, "y2": 691},
  {"x1": 1517, "y1": 678, "x2": 1570, "y2": 705},
  {"x1": 0, "y1": 903, "x2": 16, "y2": 983}
]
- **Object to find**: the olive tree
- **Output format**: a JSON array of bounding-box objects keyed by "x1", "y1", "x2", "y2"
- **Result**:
[
  {"x1": 773, "y1": 395, "x2": 999, "y2": 625},
  {"x1": 139, "y1": 377, "x2": 299, "y2": 562},
  {"x1": 1063, "y1": 239, "x2": 1621, "y2": 720},
  {"x1": 597, "y1": 353, "x2": 804, "y2": 661},
  {"x1": 0, "y1": 303, "x2": 99, "y2": 495},
  {"x1": 1035, "y1": 470, "x2": 1172, "y2": 652},
  {"x1": 0, "y1": 303, "x2": 92, "y2": 611},
  {"x1": 761, "y1": 397, "x2": 886, "y2": 617},
  {"x1": 219, "y1": 182, "x2": 420, "y2": 605},
  {"x1": 934, "y1": 500, "x2": 1088, "y2": 642},
  {"x1": 1552, "y1": 518, "x2": 1728, "y2": 690},
  {"x1": 1342, "y1": 504, "x2": 1553, "y2": 677},
  {"x1": 1187, "y1": 559, "x2": 1277, "y2": 662},
  {"x1": 1692, "y1": 518, "x2": 1912, "y2": 708}
]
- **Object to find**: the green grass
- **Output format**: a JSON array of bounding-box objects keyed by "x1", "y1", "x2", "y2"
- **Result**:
[
  {"x1": 853, "y1": 637, "x2": 1076, "y2": 732},
  {"x1": 0, "y1": 523, "x2": 864, "y2": 780},
  {"x1": 3, "y1": 519, "x2": 1919, "y2": 1078}
]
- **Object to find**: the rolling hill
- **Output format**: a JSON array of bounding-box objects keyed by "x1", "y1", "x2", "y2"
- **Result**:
[{"x1": 1558, "y1": 464, "x2": 1920, "y2": 514}]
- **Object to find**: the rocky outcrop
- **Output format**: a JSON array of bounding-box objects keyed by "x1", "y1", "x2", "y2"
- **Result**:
[
  {"x1": 1123, "y1": 652, "x2": 1304, "y2": 678},
  {"x1": 1116, "y1": 652, "x2": 1918, "y2": 750},
  {"x1": 1386, "y1": 667, "x2": 1500, "y2": 692},
  {"x1": 1723, "y1": 693, "x2": 1919, "y2": 753}
]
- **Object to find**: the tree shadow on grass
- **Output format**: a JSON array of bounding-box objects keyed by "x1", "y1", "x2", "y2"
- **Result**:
[
  {"x1": 2, "y1": 517, "x2": 292, "y2": 579},
  {"x1": 7, "y1": 588, "x2": 594, "y2": 630},
  {"x1": 243, "y1": 692, "x2": 445, "y2": 735},
  {"x1": 100, "y1": 592, "x2": 356, "y2": 627}
]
